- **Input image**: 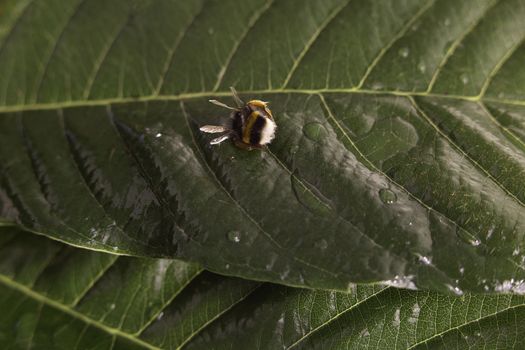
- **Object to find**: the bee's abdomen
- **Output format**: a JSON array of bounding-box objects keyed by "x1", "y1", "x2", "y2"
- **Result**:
[{"x1": 249, "y1": 115, "x2": 267, "y2": 145}]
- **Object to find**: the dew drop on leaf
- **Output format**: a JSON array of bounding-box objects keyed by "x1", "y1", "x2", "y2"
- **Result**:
[
  {"x1": 392, "y1": 308, "x2": 401, "y2": 327},
  {"x1": 289, "y1": 145, "x2": 299, "y2": 155},
  {"x1": 456, "y1": 228, "x2": 481, "y2": 247},
  {"x1": 446, "y1": 284, "x2": 464, "y2": 295},
  {"x1": 418, "y1": 255, "x2": 432, "y2": 265},
  {"x1": 470, "y1": 239, "x2": 481, "y2": 246},
  {"x1": 417, "y1": 62, "x2": 426, "y2": 73},
  {"x1": 227, "y1": 231, "x2": 241, "y2": 243},
  {"x1": 378, "y1": 188, "x2": 397, "y2": 204},
  {"x1": 314, "y1": 239, "x2": 328, "y2": 250},
  {"x1": 460, "y1": 73, "x2": 469, "y2": 84},
  {"x1": 370, "y1": 82, "x2": 384, "y2": 90},
  {"x1": 398, "y1": 47, "x2": 410, "y2": 58},
  {"x1": 303, "y1": 122, "x2": 327, "y2": 142}
]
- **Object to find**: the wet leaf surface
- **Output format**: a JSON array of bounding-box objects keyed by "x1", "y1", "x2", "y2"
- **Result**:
[
  {"x1": 2, "y1": 227, "x2": 525, "y2": 349},
  {"x1": 2, "y1": 0, "x2": 525, "y2": 295}
]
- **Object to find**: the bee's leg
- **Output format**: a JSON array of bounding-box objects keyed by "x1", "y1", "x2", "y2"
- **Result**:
[{"x1": 233, "y1": 140, "x2": 263, "y2": 151}]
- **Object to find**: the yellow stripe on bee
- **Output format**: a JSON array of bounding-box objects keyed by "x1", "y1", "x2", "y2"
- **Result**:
[{"x1": 242, "y1": 112, "x2": 261, "y2": 144}]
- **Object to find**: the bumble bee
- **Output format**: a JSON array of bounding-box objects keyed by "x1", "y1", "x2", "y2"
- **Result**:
[{"x1": 199, "y1": 87, "x2": 276, "y2": 150}]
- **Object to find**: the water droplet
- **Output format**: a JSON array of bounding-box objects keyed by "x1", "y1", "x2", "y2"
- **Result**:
[
  {"x1": 459, "y1": 266, "x2": 465, "y2": 275},
  {"x1": 446, "y1": 284, "x2": 464, "y2": 295},
  {"x1": 280, "y1": 267, "x2": 290, "y2": 280},
  {"x1": 460, "y1": 73, "x2": 469, "y2": 85},
  {"x1": 408, "y1": 305, "x2": 420, "y2": 324},
  {"x1": 303, "y1": 122, "x2": 327, "y2": 142},
  {"x1": 513, "y1": 248, "x2": 520, "y2": 256},
  {"x1": 417, "y1": 62, "x2": 426, "y2": 73},
  {"x1": 227, "y1": 230, "x2": 241, "y2": 243},
  {"x1": 487, "y1": 224, "x2": 495, "y2": 239},
  {"x1": 444, "y1": 18, "x2": 451, "y2": 26},
  {"x1": 291, "y1": 174, "x2": 332, "y2": 216},
  {"x1": 493, "y1": 279, "x2": 525, "y2": 294},
  {"x1": 379, "y1": 188, "x2": 397, "y2": 204},
  {"x1": 398, "y1": 47, "x2": 410, "y2": 58},
  {"x1": 456, "y1": 229, "x2": 481, "y2": 247},
  {"x1": 370, "y1": 82, "x2": 384, "y2": 90},
  {"x1": 360, "y1": 328, "x2": 370, "y2": 337},
  {"x1": 382, "y1": 275, "x2": 417, "y2": 290},
  {"x1": 155, "y1": 133, "x2": 162, "y2": 138},
  {"x1": 208, "y1": 27, "x2": 214, "y2": 35},
  {"x1": 89, "y1": 227, "x2": 99, "y2": 237},
  {"x1": 110, "y1": 303, "x2": 116, "y2": 310},
  {"x1": 156, "y1": 312, "x2": 164, "y2": 320},
  {"x1": 314, "y1": 239, "x2": 328, "y2": 250},
  {"x1": 392, "y1": 308, "x2": 401, "y2": 327},
  {"x1": 225, "y1": 263, "x2": 230, "y2": 270},
  {"x1": 418, "y1": 255, "x2": 432, "y2": 265}
]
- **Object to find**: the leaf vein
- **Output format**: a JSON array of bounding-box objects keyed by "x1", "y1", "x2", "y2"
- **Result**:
[
  {"x1": 426, "y1": 0, "x2": 500, "y2": 93},
  {"x1": 281, "y1": 0, "x2": 352, "y2": 88},
  {"x1": 212, "y1": 0, "x2": 276, "y2": 92},
  {"x1": 0, "y1": 274, "x2": 159, "y2": 350},
  {"x1": 356, "y1": 0, "x2": 436, "y2": 89},
  {"x1": 407, "y1": 302, "x2": 525, "y2": 349},
  {"x1": 286, "y1": 287, "x2": 388, "y2": 349}
]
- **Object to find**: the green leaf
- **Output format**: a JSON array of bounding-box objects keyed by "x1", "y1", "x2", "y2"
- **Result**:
[
  {"x1": 2, "y1": 227, "x2": 525, "y2": 349},
  {"x1": 1, "y1": 0, "x2": 525, "y2": 294}
]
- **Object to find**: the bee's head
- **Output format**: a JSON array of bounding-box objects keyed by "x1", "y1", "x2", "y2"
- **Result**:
[{"x1": 247, "y1": 100, "x2": 268, "y2": 108}]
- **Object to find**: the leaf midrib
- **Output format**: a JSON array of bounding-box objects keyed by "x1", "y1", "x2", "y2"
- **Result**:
[{"x1": 0, "y1": 88, "x2": 523, "y2": 115}]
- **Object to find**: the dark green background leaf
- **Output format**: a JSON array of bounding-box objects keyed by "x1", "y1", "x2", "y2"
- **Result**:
[
  {"x1": 1, "y1": 0, "x2": 525, "y2": 295},
  {"x1": 3, "y1": 227, "x2": 525, "y2": 349}
]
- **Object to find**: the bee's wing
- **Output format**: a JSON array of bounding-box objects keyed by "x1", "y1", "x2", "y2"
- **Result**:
[
  {"x1": 199, "y1": 125, "x2": 229, "y2": 133},
  {"x1": 230, "y1": 87, "x2": 244, "y2": 108},
  {"x1": 210, "y1": 134, "x2": 231, "y2": 145}
]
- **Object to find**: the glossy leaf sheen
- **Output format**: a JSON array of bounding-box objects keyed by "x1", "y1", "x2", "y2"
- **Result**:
[
  {"x1": 2, "y1": 227, "x2": 525, "y2": 349},
  {"x1": 1, "y1": 0, "x2": 525, "y2": 295}
]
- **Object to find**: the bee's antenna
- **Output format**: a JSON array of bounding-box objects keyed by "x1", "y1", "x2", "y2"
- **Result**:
[
  {"x1": 230, "y1": 87, "x2": 244, "y2": 108},
  {"x1": 209, "y1": 99, "x2": 237, "y2": 110}
]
